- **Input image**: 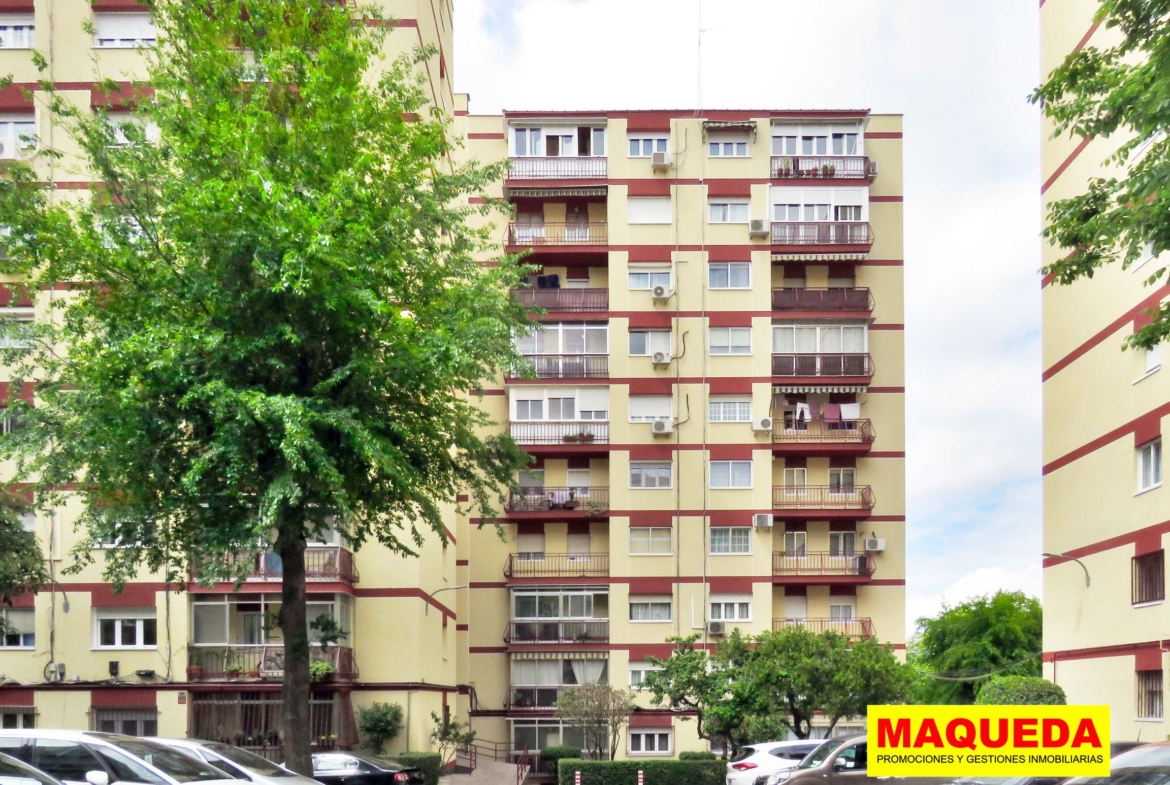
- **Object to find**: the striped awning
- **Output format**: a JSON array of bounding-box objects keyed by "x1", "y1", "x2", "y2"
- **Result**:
[
  {"x1": 511, "y1": 651, "x2": 608, "y2": 661},
  {"x1": 506, "y1": 187, "x2": 607, "y2": 198},
  {"x1": 773, "y1": 385, "x2": 867, "y2": 394},
  {"x1": 772, "y1": 252, "x2": 870, "y2": 262},
  {"x1": 703, "y1": 120, "x2": 758, "y2": 138}
]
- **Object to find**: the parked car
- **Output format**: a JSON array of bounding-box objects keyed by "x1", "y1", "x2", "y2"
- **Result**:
[
  {"x1": 0, "y1": 731, "x2": 240, "y2": 785},
  {"x1": 728, "y1": 741, "x2": 822, "y2": 785},
  {"x1": 1063, "y1": 741, "x2": 1170, "y2": 785},
  {"x1": 758, "y1": 735, "x2": 954, "y2": 785},
  {"x1": 950, "y1": 778, "x2": 1068, "y2": 785},
  {"x1": 149, "y1": 739, "x2": 319, "y2": 785},
  {"x1": 0, "y1": 750, "x2": 68, "y2": 785},
  {"x1": 310, "y1": 753, "x2": 424, "y2": 785}
]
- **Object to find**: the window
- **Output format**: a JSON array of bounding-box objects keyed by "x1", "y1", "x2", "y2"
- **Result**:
[
  {"x1": 1133, "y1": 551, "x2": 1165, "y2": 605},
  {"x1": 30, "y1": 740, "x2": 105, "y2": 783},
  {"x1": 0, "y1": 709, "x2": 35, "y2": 729},
  {"x1": 832, "y1": 132, "x2": 860, "y2": 155},
  {"x1": 629, "y1": 599, "x2": 672, "y2": 622},
  {"x1": 783, "y1": 467, "x2": 808, "y2": 488},
  {"x1": 515, "y1": 323, "x2": 608, "y2": 355},
  {"x1": 629, "y1": 137, "x2": 668, "y2": 157},
  {"x1": 628, "y1": 396, "x2": 672, "y2": 424},
  {"x1": 709, "y1": 398, "x2": 752, "y2": 423},
  {"x1": 92, "y1": 708, "x2": 159, "y2": 736},
  {"x1": 710, "y1": 327, "x2": 752, "y2": 355},
  {"x1": 710, "y1": 597, "x2": 751, "y2": 621},
  {"x1": 510, "y1": 389, "x2": 609, "y2": 423},
  {"x1": 629, "y1": 730, "x2": 672, "y2": 754},
  {"x1": 0, "y1": 308, "x2": 33, "y2": 349},
  {"x1": 513, "y1": 128, "x2": 541, "y2": 156},
  {"x1": 709, "y1": 262, "x2": 751, "y2": 289},
  {"x1": 830, "y1": 603, "x2": 855, "y2": 621},
  {"x1": 630, "y1": 462, "x2": 672, "y2": 489},
  {"x1": 0, "y1": 117, "x2": 36, "y2": 158},
  {"x1": 630, "y1": 527, "x2": 672, "y2": 555},
  {"x1": 710, "y1": 527, "x2": 752, "y2": 555},
  {"x1": 1139, "y1": 439, "x2": 1163, "y2": 492},
  {"x1": 628, "y1": 331, "x2": 671, "y2": 357},
  {"x1": 0, "y1": 608, "x2": 33, "y2": 648},
  {"x1": 829, "y1": 468, "x2": 856, "y2": 494},
  {"x1": 0, "y1": 16, "x2": 34, "y2": 48},
  {"x1": 94, "y1": 13, "x2": 156, "y2": 48},
  {"x1": 773, "y1": 323, "x2": 867, "y2": 354},
  {"x1": 515, "y1": 399, "x2": 544, "y2": 420},
  {"x1": 628, "y1": 269, "x2": 671, "y2": 290},
  {"x1": 772, "y1": 135, "x2": 797, "y2": 155},
  {"x1": 710, "y1": 460, "x2": 752, "y2": 489},
  {"x1": 709, "y1": 202, "x2": 750, "y2": 223},
  {"x1": 830, "y1": 531, "x2": 856, "y2": 556},
  {"x1": 628, "y1": 197, "x2": 672, "y2": 224},
  {"x1": 833, "y1": 743, "x2": 867, "y2": 772},
  {"x1": 94, "y1": 608, "x2": 158, "y2": 649},
  {"x1": 1137, "y1": 670, "x2": 1164, "y2": 720},
  {"x1": 1146, "y1": 344, "x2": 1163, "y2": 374},
  {"x1": 513, "y1": 589, "x2": 604, "y2": 619},
  {"x1": 708, "y1": 134, "x2": 749, "y2": 157},
  {"x1": 516, "y1": 532, "x2": 545, "y2": 561},
  {"x1": 629, "y1": 662, "x2": 663, "y2": 688},
  {"x1": 783, "y1": 531, "x2": 806, "y2": 556}
]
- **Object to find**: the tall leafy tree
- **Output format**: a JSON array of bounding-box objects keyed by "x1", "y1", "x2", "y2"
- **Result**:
[
  {"x1": 0, "y1": 0, "x2": 528, "y2": 770},
  {"x1": 1032, "y1": 0, "x2": 1170, "y2": 347}
]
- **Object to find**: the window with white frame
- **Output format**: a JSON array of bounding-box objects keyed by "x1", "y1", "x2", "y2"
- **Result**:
[
  {"x1": 709, "y1": 262, "x2": 751, "y2": 289},
  {"x1": 710, "y1": 460, "x2": 752, "y2": 489},
  {"x1": 92, "y1": 708, "x2": 158, "y2": 736},
  {"x1": 513, "y1": 126, "x2": 605, "y2": 157},
  {"x1": 510, "y1": 388, "x2": 609, "y2": 423},
  {"x1": 1147, "y1": 344, "x2": 1164, "y2": 374},
  {"x1": 0, "y1": 308, "x2": 34, "y2": 349},
  {"x1": 783, "y1": 530, "x2": 807, "y2": 556},
  {"x1": 708, "y1": 133, "x2": 749, "y2": 157},
  {"x1": 629, "y1": 137, "x2": 668, "y2": 157},
  {"x1": 0, "y1": 16, "x2": 34, "y2": 49},
  {"x1": 829, "y1": 468, "x2": 856, "y2": 494},
  {"x1": 710, "y1": 527, "x2": 752, "y2": 555},
  {"x1": 770, "y1": 188, "x2": 866, "y2": 222},
  {"x1": 830, "y1": 531, "x2": 857, "y2": 556},
  {"x1": 709, "y1": 201, "x2": 750, "y2": 224},
  {"x1": 513, "y1": 588, "x2": 605, "y2": 619},
  {"x1": 709, "y1": 398, "x2": 752, "y2": 423},
  {"x1": 628, "y1": 330, "x2": 671, "y2": 357},
  {"x1": 629, "y1": 729, "x2": 672, "y2": 754},
  {"x1": 105, "y1": 112, "x2": 160, "y2": 147},
  {"x1": 0, "y1": 609, "x2": 33, "y2": 648},
  {"x1": 516, "y1": 323, "x2": 608, "y2": 356},
  {"x1": 629, "y1": 597, "x2": 672, "y2": 622},
  {"x1": 1139, "y1": 439, "x2": 1163, "y2": 492},
  {"x1": 783, "y1": 467, "x2": 807, "y2": 490},
  {"x1": 710, "y1": 327, "x2": 752, "y2": 355},
  {"x1": 0, "y1": 117, "x2": 36, "y2": 159},
  {"x1": 94, "y1": 13, "x2": 156, "y2": 48},
  {"x1": 94, "y1": 607, "x2": 157, "y2": 649},
  {"x1": 829, "y1": 601, "x2": 856, "y2": 620},
  {"x1": 629, "y1": 527, "x2": 672, "y2": 555},
  {"x1": 771, "y1": 128, "x2": 861, "y2": 156},
  {"x1": 0, "y1": 708, "x2": 35, "y2": 729},
  {"x1": 627, "y1": 197, "x2": 672, "y2": 225},
  {"x1": 629, "y1": 662, "x2": 663, "y2": 688},
  {"x1": 628, "y1": 268, "x2": 671, "y2": 290},
  {"x1": 513, "y1": 128, "x2": 542, "y2": 156},
  {"x1": 628, "y1": 396, "x2": 672, "y2": 424},
  {"x1": 710, "y1": 595, "x2": 752, "y2": 622},
  {"x1": 630, "y1": 462, "x2": 672, "y2": 489},
  {"x1": 772, "y1": 323, "x2": 867, "y2": 354}
]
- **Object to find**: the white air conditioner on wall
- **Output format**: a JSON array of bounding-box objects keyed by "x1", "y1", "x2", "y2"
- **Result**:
[
  {"x1": 749, "y1": 219, "x2": 769, "y2": 239},
  {"x1": 865, "y1": 538, "x2": 886, "y2": 552},
  {"x1": 751, "y1": 417, "x2": 774, "y2": 432},
  {"x1": 651, "y1": 419, "x2": 674, "y2": 436},
  {"x1": 706, "y1": 621, "x2": 726, "y2": 636},
  {"x1": 651, "y1": 151, "x2": 671, "y2": 172},
  {"x1": 652, "y1": 284, "x2": 674, "y2": 300},
  {"x1": 652, "y1": 351, "x2": 673, "y2": 366},
  {"x1": 753, "y1": 513, "x2": 774, "y2": 529}
]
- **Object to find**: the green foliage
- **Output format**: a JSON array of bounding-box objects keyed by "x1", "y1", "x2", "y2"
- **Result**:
[
  {"x1": 0, "y1": 494, "x2": 49, "y2": 610},
  {"x1": 556, "y1": 760, "x2": 724, "y2": 785},
  {"x1": 386, "y1": 753, "x2": 442, "y2": 785},
  {"x1": 643, "y1": 635, "x2": 747, "y2": 753},
  {"x1": 357, "y1": 702, "x2": 404, "y2": 753},
  {"x1": 1031, "y1": 0, "x2": 1170, "y2": 349},
  {"x1": 310, "y1": 614, "x2": 348, "y2": 652},
  {"x1": 975, "y1": 676, "x2": 1067, "y2": 706},
  {"x1": 555, "y1": 684, "x2": 635, "y2": 760},
  {"x1": 912, "y1": 591, "x2": 1042, "y2": 704},
  {"x1": 678, "y1": 752, "x2": 718, "y2": 761},
  {"x1": 308, "y1": 660, "x2": 336, "y2": 683},
  {"x1": 540, "y1": 746, "x2": 582, "y2": 764},
  {"x1": 430, "y1": 712, "x2": 476, "y2": 768}
]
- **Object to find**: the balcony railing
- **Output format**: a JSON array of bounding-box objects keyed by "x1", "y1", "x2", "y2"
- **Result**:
[
  {"x1": 772, "y1": 551, "x2": 876, "y2": 577},
  {"x1": 773, "y1": 419, "x2": 876, "y2": 445},
  {"x1": 509, "y1": 157, "x2": 607, "y2": 179},
  {"x1": 505, "y1": 553, "x2": 610, "y2": 579},
  {"x1": 772, "y1": 485, "x2": 876, "y2": 511},
  {"x1": 505, "y1": 619, "x2": 609, "y2": 644},
  {"x1": 507, "y1": 487, "x2": 610, "y2": 515},
  {"x1": 771, "y1": 222, "x2": 873, "y2": 246},
  {"x1": 772, "y1": 288, "x2": 872, "y2": 311},
  {"x1": 193, "y1": 545, "x2": 358, "y2": 584},
  {"x1": 772, "y1": 617, "x2": 875, "y2": 639},
  {"x1": 187, "y1": 644, "x2": 357, "y2": 681},
  {"x1": 512, "y1": 288, "x2": 609, "y2": 312},
  {"x1": 508, "y1": 223, "x2": 608, "y2": 246},
  {"x1": 506, "y1": 687, "x2": 566, "y2": 711},
  {"x1": 771, "y1": 156, "x2": 876, "y2": 180},
  {"x1": 509, "y1": 422, "x2": 609, "y2": 446},
  {"x1": 772, "y1": 353, "x2": 874, "y2": 377},
  {"x1": 515, "y1": 354, "x2": 609, "y2": 379}
]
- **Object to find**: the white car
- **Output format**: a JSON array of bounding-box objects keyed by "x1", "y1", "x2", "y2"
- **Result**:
[
  {"x1": 0, "y1": 730, "x2": 240, "y2": 785},
  {"x1": 149, "y1": 739, "x2": 320, "y2": 785},
  {"x1": 726, "y1": 740, "x2": 823, "y2": 785}
]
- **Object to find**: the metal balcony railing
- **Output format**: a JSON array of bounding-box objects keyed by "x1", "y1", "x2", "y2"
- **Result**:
[
  {"x1": 771, "y1": 353, "x2": 874, "y2": 377},
  {"x1": 771, "y1": 287, "x2": 872, "y2": 311},
  {"x1": 508, "y1": 157, "x2": 607, "y2": 179},
  {"x1": 505, "y1": 619, "x2": 609, "y2": 644},
  {"x1": 193, "y1": 545, "x2": 358, "y2": 584},
  {"x1": 512, "y1": 288, "x2": 609, "y2": 312},
  {"x1": 506, "y1": 487, "x2": 610, "y2": 514},
  {"x1": 772, "y1": 551, "x2": 876, "y2": 577},
  {"x1": 772, "y1": 485, "x2": 876, "y2": 511},
  {"x1": 509, "y1": 422, "x2": 609, "y2": 446},
  {"x1": 772, "y1": 617, "x2": 875, "y2": 639},
  {"x1": 186, "y1": 644, "x2": 357, "y2": 681},
  {"x1": 770, "y1": 222, "x2": 873, "y2": 246},
  {"x1": 505, "y1": 553, "x2": 609, "y2": 579},
  {"x1": 506, "y1": 687, "x2": 566, "y2": 711},
  {"x1": 508, "y1": 223, "x2": 608, "y2": 246},
  {"x1": 773, "y1": 419, "x2": 876, "y2": 445},
  {"x1": 770, "y1": 156, "x2": 876, "y2": 180},
  {"x1": 514, "y1": 354, "x2": 609, "y2": 379}
]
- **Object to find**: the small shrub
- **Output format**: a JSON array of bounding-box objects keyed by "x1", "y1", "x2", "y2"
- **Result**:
[
  {"x1": 357, "y1": 702, "x2": 404, "y2": 753},
  {"x1": 678, "y1": 751, "x2": 717, "y2": 761},
  {"x1": 387, "y1": 753, "x2": 443, "y2": 785},
  {"x1": 975, "y1": 676, "x2": 1066, "y2": 705},
  {"x1": 309, "y1": 660, "x2": 337, "y2": 683},
  {"x1": 556, "y1": 759, "x2": 724, "y2": 785},
  {"x1": 541, "y1": 746, "x2": 582, "y2": 764}
]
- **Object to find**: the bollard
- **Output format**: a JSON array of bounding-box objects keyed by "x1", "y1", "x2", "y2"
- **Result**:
[
  {"x1": 637, "y1": 771, "x2": 643, "y2": 785},
  {"x1": 575, "y1": 772, "x2": 581, "y2": 785}
]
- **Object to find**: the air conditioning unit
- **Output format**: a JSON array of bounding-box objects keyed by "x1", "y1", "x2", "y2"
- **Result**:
[
  {"x1": 651, "y1": 419, "x2": 674, "y2": 436},
  {"x1": 753, "y1": 513, "x2": 774, "y2": 529},
  {"x1": 652, "y1": 351, "x2": 673, "y2": 366},
  {"x1": 751, "y1": 416, "x2": 774, "y2": 432},
  {"x1": 868, "y1": 160, "x2": 880, "y2": 178},
  {"x1": 864, "y1": 537, "x2": 886, "y2": 552},
  {"x1": 749, "y1": 219, "x2": 769, "y2": 239},
  {"x1": 706, "y1": 621, "x2": 726, "y2": 636},
  {"x1": 651, "y1": 151, "x2": 671, "y2": 172},
  {"x1": 651, "y1": 284, "x2": 674, "y2": 300}
]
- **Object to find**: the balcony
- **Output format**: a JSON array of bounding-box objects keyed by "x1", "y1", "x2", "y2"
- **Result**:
[
  {"x1": 771, "y1": 353, "x2": 874, "y2": 380},
  {"x1": 512, "y1": 288, "x2": 609, "y2": 313},
  {"x1": 505, "y1": 619, "x2": 609, "y2": 645},
  {"x1": 513, "y1": 354, "x2": 609, "y2": 379},
  {"x1": 506, "y1": 487, "x2": 610, "y2": 517},
  {"x1": 508, "y1": 158, "x2": 607, "y2": 180},
  {"x1": 505, "y1": 553, "x2": 609, "y2": 580},
  {"x1": 770, "y1": 222, "x2": 874, "y2": 260},
  {"x1": 186, "y1": 644, "x2": 357, "y2": 682},
  {"x1": 771, "y1": 156, "x2": 876, "y2": 181},
  {"x1": 772, "y1": 288, "x2": 872, "y2": 312},
  {"x1": 506, "y1": 687, "x2": 565, "y2": 711},
  {"x1": 194, "y1": 545, "x2": 358, "y2": 585},
  {"x1": 509, "y1": 422, "x2": 609, "y2": 450},
  {"x1": 508, "y1": 223, "x2": 608, "y2": 248},
  {"x1": 772, "y1": 551, "x2": 876, "y2": 582},
  {"x1": 772, "y1": 617, "x2": 876, "y2": 639},
  {"x1": 772, "y1": 419, "x2": 876, "y2": 457},
  {"x1": 772, "y1": 485, "x2": 876, "y2": 519}
]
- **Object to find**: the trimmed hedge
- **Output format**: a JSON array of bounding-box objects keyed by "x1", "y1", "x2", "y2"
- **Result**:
[
  {"x1": 678, "y1": 752, "x2": 717, "y2": 761},
  {"x1": 975, "y1": 676, "x2": 1067, "y2": 706},
  {"x1": 386, "y1": 753, "x2": 443, "y2": 785},
  {"x1": 542, "y1": 746, "x2": 583, "y2": 764},
  {"x1": 557, "y1": 759, "x2": 724, "y2": 785}
]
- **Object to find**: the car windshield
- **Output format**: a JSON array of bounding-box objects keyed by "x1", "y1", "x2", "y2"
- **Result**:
[
  {"x1": 1065, "y1": 746, "x2": 1170, "y2": 785},
  {"x1": 797, "y1": 740, "x2": 843, "y2": 769},
  {"x1": 101, "y1": 738, "x2": 231, "y2": 783},
  {"x1": 0, "y1": 755, "x2": 62, "y2": 785},
  {"x1": 204, "y1": 745, "x2": 290, "y2": 778}
]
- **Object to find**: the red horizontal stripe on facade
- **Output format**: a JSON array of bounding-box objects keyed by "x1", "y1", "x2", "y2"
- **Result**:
[
  {"x1": 456, "y1": 624, "x2": 469, "y2": 631},
  {"x1": 366, "y1": 18, "x2": 418, "y2": 27},
  {"x1": 629, "y1": 378, "x2": 674, "y2": 395},
  {"x1": 454, "y1": 110, "x2": 469, "y2": 116},
  {"x1": 1043, "y1": 399, "x2": 1170, "y2": 474},
  {"x1": 869, "y1": 196, "x2": 903, "y2": 203},
  {"x1": 469, "y1": 646, "x2": 508, "y2": 654},
  {"x1": 0, "y1": 0, "x2": 34, "y2": 10},
  {"x1": 865, "y1": 132, "x2": 903, "y2": 139},
  {"x1": 351, "y1": 588, "x2": 455, "y2": 619},
  {"x1": 456, "y1": 559, "x2": 469, "y2": 567},
  {"x1": 867, "y1": 386, "x2": 905, "y2": 393},
  {"x1": 1044, "y1": 639, "x2": 1170, "y2": 663},
  {"x1": 86, "y1": 582, "x2": 166, "y2": 607},
  {"x1": 868, "y1": 451, "x2": 906, "y2": 458},
  {"x1": 1043, "y1": 285, "x2": 1170, "y2": 379},
  {"x1": 1043, "y1": 518, "x2": 1170, "y2": 566},
  {"x1": 1042, "y1": 135, "x2": 1092, "y2": 194},
  {"x1": 869, "y1": 324, "x2": 905, "y2": 330},
  {"x1": 92, "y1": 688, "x2": 156, "y2": 707},
  {"x1": 469, "y1": 581, "x2": 507, "y2": 589},
  {"x1": 467, "y1": 133, "x2": 504, "y2": 140},
  {"x1": 0, "y1": 690, "x2": 34, "y2": 706}
]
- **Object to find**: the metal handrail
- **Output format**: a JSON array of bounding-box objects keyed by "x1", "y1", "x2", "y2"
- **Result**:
[
  {"x1": 508, "y1": 422, "x2": 609, "y2": 446},
  {"x1": 772, "y1": 551, "x2": 876, "y2": 577},
  {"x1": 772, "y1": 419, "x2": 876, "y2": 444},
  {"x1": 772, "y1": 485, "x2": 876, "y2": 510},
  {"x1": 772, "y1": 617, "x2": 875, "y2": 638},
  {"x1": 771, "y1": 287, "x2": 873, "y2": 311},
  {"x1": 505, "y1": 619, "x2": 609, "y2": 644},
  {"x1": 513, "y1": 354, "x2": 609, "y2": 379},
  {"x1": 505, "y1": 553, "x2": 609, "y2": 579},
  {"x1": 506, "y1": 487, "x2": 610, "y2": 514},
  {"x1": 512, "y1": 288, "x2": 609, "y2": 312},
  {"x1": 509, "y1": 157, "x2": 607, "y2": 179},
  {"x1": 508, "y1": 222, "x2": 608, "y2": 246},
  {"x1": 771, "y1": 353, "x2": 874, "y2": 377},
  {"x1": 186, "y1": 644, "x2": 357, "y2": 680},
  {"x1": 770, "y1": 155, "x2": 875, "y2": 180},
  {"x1": 770, "y1": 222, "x2": 873, "y2": 245}
]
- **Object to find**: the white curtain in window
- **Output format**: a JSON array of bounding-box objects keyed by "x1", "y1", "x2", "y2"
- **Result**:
[
  {"x1": 513, "y1": 660, "x2": 561, "y2": 686},
  {"x1": 570, "y1": 660, "x2": 606, "y2": 685}
]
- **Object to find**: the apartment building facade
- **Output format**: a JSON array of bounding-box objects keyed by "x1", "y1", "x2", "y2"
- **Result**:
[{"x1": 1041, "y1": 0, "x2": 1170, "y2": 739}]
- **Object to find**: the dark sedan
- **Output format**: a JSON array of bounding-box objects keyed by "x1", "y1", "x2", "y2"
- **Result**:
[
  {"x1": 311, "y1": 753, "x2": 424, "y2": 785},
  {"x1": 0, "y1": 751, "x2": 68, "y2": 785}
]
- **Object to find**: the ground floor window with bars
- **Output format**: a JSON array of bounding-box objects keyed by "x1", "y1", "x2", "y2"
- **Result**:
[
  {"x1": 1132, "y1": 550, "x2": 1165, "y2": 605},
  {"x1": 0, "y1": 707, "x2": 35, "y2": 728},
  {"x1": 189, "y1": 691, "x2": 355, "y2": 759},
  {"x1": 91, "y1": 707, "x2": 157, "y2": 736},
  {"x1": 1137, "y1": 670, "x2": 1164, "y2": 720}
]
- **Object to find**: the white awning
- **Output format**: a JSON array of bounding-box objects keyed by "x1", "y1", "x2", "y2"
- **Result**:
[
  {"x1": 773, "y1": 385, "x2": 867, "y2": 394},
  {"x1": 511, "y1": 651, "x2": 608, "y2": 661}
]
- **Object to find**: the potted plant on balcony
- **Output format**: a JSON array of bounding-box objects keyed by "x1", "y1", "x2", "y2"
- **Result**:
[
  {"x1": 310, "y1": 660, "x2": 337, "y2": 684},
  {"x1": 187, "y1": 663, "x2": 204, "y2": 680},
  {"x1": 562, "y1": 433, "x2": 581, "y2": 444},
  {"x1": 576, "y1": 430, "x2": 595, "y2": 443},
  {"x1": 512, "y1": 691, "x2": 533, "y2": 708},
  {"x1": 823, "y1": 163, "x2": 836, "y2": 177},
  {"x1": 223, "y1": 651, "x2": 245, "y2": 679}
]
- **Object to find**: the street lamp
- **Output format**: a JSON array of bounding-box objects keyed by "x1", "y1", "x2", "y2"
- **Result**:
[
  {"x1": 424, "y1": 584, "x2": 467, "y2": 615},
  {"x1": 1042, "y1": 552, "x2": 1090, "y2": 587}
]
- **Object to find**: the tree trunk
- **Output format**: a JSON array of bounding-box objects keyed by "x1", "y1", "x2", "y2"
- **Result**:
[{"x1": 278, "y1": 525, "x2": 313, "y2": 775}]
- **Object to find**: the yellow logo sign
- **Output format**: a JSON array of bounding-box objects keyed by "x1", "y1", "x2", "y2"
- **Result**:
[{"x1": 867, "y1": 704, "x2": 1110, "y2": 777}]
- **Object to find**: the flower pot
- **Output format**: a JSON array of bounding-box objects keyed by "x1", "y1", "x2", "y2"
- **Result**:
[
  {"x1": 247, "y1": 670, "x2": 260, "y2": 678},
  {"x1": 187, "y1": 665, "x2": 203, "y2": 680}
]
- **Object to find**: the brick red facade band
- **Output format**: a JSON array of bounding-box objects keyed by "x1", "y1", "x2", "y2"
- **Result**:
[
  {"x1": 1043, "y1": 518, "x2": 1170, "y2": 567},
  {"x1": 1043, "y1": 284, "x2": 1170, "y2": 379},
  {"x1": 1043, "y1": 399, "x2": 1170, "y2": 475}
]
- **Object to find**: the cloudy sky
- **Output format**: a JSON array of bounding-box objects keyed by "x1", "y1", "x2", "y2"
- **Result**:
[{"x1": 452, "y1": 0, "x2": 1043, "y2": 632}]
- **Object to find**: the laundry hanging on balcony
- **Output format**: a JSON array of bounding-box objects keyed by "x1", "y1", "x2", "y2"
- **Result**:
[{"x1": 840, "y1": 402, "x2": 861, "y2": 420}]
